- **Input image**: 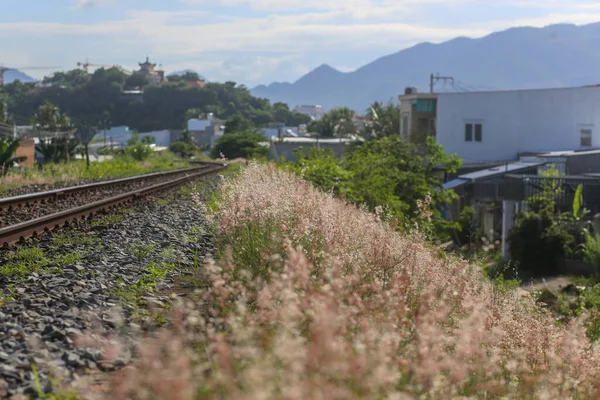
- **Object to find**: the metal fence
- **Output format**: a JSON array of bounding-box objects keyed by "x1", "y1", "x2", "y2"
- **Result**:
[{"x1": 471, "y1": 174, "x2": 600, "y2": 212}]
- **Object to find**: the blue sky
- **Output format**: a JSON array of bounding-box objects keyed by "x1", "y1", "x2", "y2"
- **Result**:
[{"x1": 2, "y1": 0, "x2": 600, "y2": 86}]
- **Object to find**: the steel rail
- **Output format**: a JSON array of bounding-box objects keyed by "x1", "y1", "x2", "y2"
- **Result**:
[
  {"x1": 0, "y1": 163, "x2": 226, "y2": 246},
  {"x1": 0, "y1": 165, "x2": 211, "y2": 211}
]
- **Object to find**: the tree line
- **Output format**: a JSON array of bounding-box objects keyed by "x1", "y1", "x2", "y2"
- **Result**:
[{"x1": 1, "y1": 67, "x2": 312, "y2": 133}]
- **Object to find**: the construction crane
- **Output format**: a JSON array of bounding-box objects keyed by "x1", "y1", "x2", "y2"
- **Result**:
[
  {"x1": 0, "y1": 65, "x2": 61, "y2": 86},
  {"x1": 77, "y1": 58, "x2": 112, "y2": 73},
  {"x1": 77, "y1": 59, "x2": 132, "y2": 75}
]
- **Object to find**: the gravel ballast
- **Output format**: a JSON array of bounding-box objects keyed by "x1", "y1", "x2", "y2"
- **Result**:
[
  {"x1": 0, "y1": 188, "x2": 215, "y2": 398},
  {"x1": 0, "y1": 167, "x2": 210, "y2": 228}
]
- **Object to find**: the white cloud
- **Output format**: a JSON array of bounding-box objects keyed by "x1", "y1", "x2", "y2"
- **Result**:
[
  {"x1": 3, "y1": 0, "x2": 600, "y2": 84},
  {"x1": 73, "y1": 0, "x2": 115, "y2": 8}
]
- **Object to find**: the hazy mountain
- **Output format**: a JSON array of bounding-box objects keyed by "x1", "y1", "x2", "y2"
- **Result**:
[
  {"x1": 167, "y1": 69, "x2": 206, "y2": 81},
  {"x1": 251, "y1": 22, "x2": 600, "y2": 112},
  {"x1": 3, "y1": 69, "x2": 35, "y2": 84}
]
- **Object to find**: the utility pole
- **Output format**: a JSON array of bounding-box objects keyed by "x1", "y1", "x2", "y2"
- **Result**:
[
  {"x1": 85, "y1": 143, "x2": 90, "y2": 168},
  {"x1": 430, "y1": 73, "x2": 454, "y2": 93}
]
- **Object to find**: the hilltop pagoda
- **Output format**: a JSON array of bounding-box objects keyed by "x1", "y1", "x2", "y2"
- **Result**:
[{"x1": 134, "y1": 56, "x2": 165, "y2": 84}]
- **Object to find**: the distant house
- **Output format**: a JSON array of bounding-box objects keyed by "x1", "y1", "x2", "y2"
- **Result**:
[
  {"x1": 94, "y1": 126, "x2": 131, "y2": 146},
  {"x1": 399, "y1": 85, "x2": 600, "y2": 166},
  {"x1": 269, "y1": 136, "x2": 364, "y2": 162},
  {"x1": 138, "y1": 130, "x2": 173, "y2": 147},
  {"x1": 186, "y1": 114, "x2": 225, "y2": 147},
  {"x1": 15, "y1": 137, "x2": 35, "y2": 168},
  {"x1": 260, "y1": 126, "x2": 300, "y2": 139},
  {"x1": 294, "y1": 105, "x2": 325, "y2": 121}
]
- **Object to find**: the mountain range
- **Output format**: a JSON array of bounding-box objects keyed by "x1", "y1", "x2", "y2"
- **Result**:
[
  {"x1": 3, "y1": 69, "x2": 35, "y2": 84},
  {"x1": 251, "y1": 22, "x2": 600, "y2": 112}
]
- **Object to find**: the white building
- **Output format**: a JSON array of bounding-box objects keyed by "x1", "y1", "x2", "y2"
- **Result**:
[
  {"x1": 400, "y1": 85, "x2": 600, "y2": 165},
  {"x1": 139, "y1": 130, "x2": 172, "y2": 147},
  {"x1": 187, "y1": 114, "x2": 225, "y2": 148},
  {"x1": 294, "y1": 105, "x2": 325, "y2": 121},
  {"x1": 261, "y1": 126, "x2": 300, "y2": 139}
]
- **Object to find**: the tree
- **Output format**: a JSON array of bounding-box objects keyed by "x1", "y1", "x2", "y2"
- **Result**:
[
  {"x1": 185, "y1": 108, "x2": 204, "y2": 121},
  {"x1": 366, "y1": 101, "x2": 400, "y2": 138},
  {"x1": 32, "y1": 101, "x2": 72, "y2": 132},
  {"x1": 0, "y1": 137, "x2": 25, "y2": 175},
  {"x1": 309, "y1": 107, "x2": 356, "y2": 138},
  {"x1": 124, "y1": 141, "x2": 153, "y2": 161},
  {"x1": 125, "y1": 73, "x2": 149, "y2": 88},
  {"x1": 181, "y1": 71, "x2": 202, "y2": 82},
  {"x1": 4, "y1": 68, "x2": 313, "y2": 133},
  {"x1": 31, "y1": 101, "x2": 76, "y2": 164},
  {"x1": 225, "y1": 114, "x2": 255, "y2": 134},
  {"x1": 35, "y1": 136, "x2": 80, "y2": 164},
  {"x1": 286, "y1": 136, "x2": 461, "y2": 235},
  {"x1": 141, "y1": 136, "x2": 155, "y2": 145},
  {"x1": 211, "y1": 132, "x2": 268, "y2": 159},
  {"x1": 0, "y1": 96, "x2": 10, "y2": 124},
  {"x1": 169, "y1": 141, "x2": 195, "y2": 158},
  {"x1": 180, "y1": 129, "x2": 194, "y2": 145},
  {"x1": 42, "y1": 69, "x2": 90, "y2": 88}
]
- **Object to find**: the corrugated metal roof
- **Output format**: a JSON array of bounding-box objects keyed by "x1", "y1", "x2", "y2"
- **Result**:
[
  {"x1": 458, "y1": 161, "x2": 546, "y2": 181},
  {"x1": 443, "y1": 178, "x2": 469, "y2": 190}
]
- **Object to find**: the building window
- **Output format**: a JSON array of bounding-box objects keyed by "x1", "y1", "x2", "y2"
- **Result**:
[
  {"x1": 474, "y1": 124, "x2": 483, "y2": 142},
  {"x1": 465, "y1": 123, "x2": 483, "y2": 142},
  {"x1": 402, "y1": 114, "x2": 409, "y2": 138},
  {"x1": 465, "y1": 124, "x2": 473, "y2": 141},
  {"x1": 581, "y1": 129, "x2": 592, "y2": 147}
]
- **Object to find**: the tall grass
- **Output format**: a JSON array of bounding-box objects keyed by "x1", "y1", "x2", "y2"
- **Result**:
[
  {"x1": 81, "y1": 163, "x2": 600, "y2": 399},
  {"x1": 0, "y1": 153, "x2": 189, "y2": 193}
]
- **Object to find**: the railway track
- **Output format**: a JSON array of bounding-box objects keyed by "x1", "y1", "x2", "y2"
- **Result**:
[{"x1": 0, "y1": 162, "x2": 226, "y2": 246}]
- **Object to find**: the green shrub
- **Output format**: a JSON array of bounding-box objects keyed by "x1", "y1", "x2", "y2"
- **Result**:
[
  {"x1": 211, "y1": 132, "x2": 268, "y2": 160},
  {"x1": 582, "y1": 232, "x2": 600, "y2": 273},
  {"x1": 169, "y1": 141, "x2": 196, "y2": 157},
  {"x1": 509, "y1": 212, "x2": 574, "y2": 276},
  {"x1": 281, "y1": 136, "x2": 461, "y2": 241},
  {"x1": 123, "y1": 142, "x2": 153, "y2": 161},
  {"x1": 456, "y1": 206, "x2": 476, "y2": 245}
]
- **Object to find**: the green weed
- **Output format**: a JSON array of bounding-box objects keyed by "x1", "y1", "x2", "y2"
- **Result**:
[
  {"x1": 111, "y1": 260, "x2": 176, "y2": 323},
  {"x1": 0, "y1": 246, "x2": 86, "y2": 279},
  {"x1": 51, "y1": 233, "x2": 97, "y2": 247},
  {"x1": 32, "y1": 364, "x2": 81, "y2": 400},
  {"x1": 0, "y1": 247, "x2": 50, "y2": 278},
  {"x1": 159, "y1": 245, "x2": 176, "y2": 261},
  {"x1": 53, "y1": 253, "x2": 83, "y2": 267},
  {"x1": 156, "y1": 198, "x2": 172, "y2": 206},
  {"x1": 130, "y1": 243, "x2": 156, "y2": 260},
  {"x1": 0, "y1": 284, "x2": 16, "y2": 306},
  {"x1": 180, "y1": 250, "x2": 209, "y2": 289},
  {"x1": 140, "y1": 261, "x2": 175, "y2": 287},
  {"x1": 90, "y1": 214, "x2": 124, "y2": 227},
  {"x1": 151, "y1": 311, "x2": 168, "y2": 325}
]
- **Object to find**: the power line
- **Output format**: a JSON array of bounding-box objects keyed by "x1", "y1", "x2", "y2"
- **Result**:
[{"x1": 430, "y1": 73, "x2": 454, "y2": 93}]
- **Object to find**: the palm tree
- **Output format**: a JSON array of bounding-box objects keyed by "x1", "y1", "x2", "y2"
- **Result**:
[
  {"x1": 32, "y1": 101, "x2": 73, "y2": 133},
  {"x1": 367, "y1": 101, "x2": 400, "y2": 138},
  {"x1": 0, "y1": 136, "x2": 25, "y2": 175},
  {"x1": 35, "y1": 136, "x2": 79, "y2": 165},
  {"x1": 32, "y1": 101, "x2": 76, "y2": 164}
]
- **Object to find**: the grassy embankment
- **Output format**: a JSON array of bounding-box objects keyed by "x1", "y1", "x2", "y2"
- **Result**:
[
  {"x1": 0, "y1": 152, "x2": 202, "y2": 193},
  {"x1": 83, "y1": 162, "x2": 600, "y2": 400}
]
